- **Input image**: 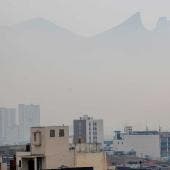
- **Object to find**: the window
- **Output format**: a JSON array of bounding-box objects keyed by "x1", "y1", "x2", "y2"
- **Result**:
[
  {"x1": 59, "y1": 129, "x2": 64, "y2": 137},
  {"x1": 50, "y1": 129, "x2": 55, "y2": 137},
  {"x1": 93, "y1": 136, "x2": 97, "y2": 142},
  {"x1": 89, "y1": 123, "x2": 91, "y2": 130},
  {"x1": 34, "y1": 133, "x2": 37, "y2": 141},
  {"x1": 19, "y1": 160, "x2": 22, "y2": 167}
]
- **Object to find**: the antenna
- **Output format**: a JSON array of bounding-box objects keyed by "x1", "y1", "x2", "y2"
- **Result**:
[
  {"x1": 145, "y1": 121, "x2": 149, "y2": 131},
  {"x1": 159, "y1": 125, "x2": 162, "y2": 132}
]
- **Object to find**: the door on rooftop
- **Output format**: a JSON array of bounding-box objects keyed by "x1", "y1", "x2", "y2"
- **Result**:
[
  {"x1": 28, "y1": 159, "x2": 34, "y2": 170},
  {"x1": 37, "y1": 157, "x2": 42, "y2": 170}
]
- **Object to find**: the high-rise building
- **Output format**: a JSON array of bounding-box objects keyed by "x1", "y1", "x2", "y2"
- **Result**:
[
  {"x1": 73, "y1": 115, "x2": 104, "y2": 145},
  {"x1": 18, "y1": 104, "x2": 40, "y2": 143},
  {"x1": 0, "y1": 108, "x2": 17, "y2": 145},
  {"x1": 160, "y1": 132, "x2": 170, "y2": 158}
]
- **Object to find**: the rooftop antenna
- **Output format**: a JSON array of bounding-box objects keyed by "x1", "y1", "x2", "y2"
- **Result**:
[
  {"x1": 159, "y1": 125, "x2": 162, "y2": 132},
  {"x1": 145, "y1": 121, "x2": 149, "y2": 131},
  {"x1": 146, "y1": 126, "x2": 149, "y2": 131}
]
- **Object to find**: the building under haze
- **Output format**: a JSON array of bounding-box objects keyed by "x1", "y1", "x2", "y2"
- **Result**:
[
  {"x1": 112, "y1": 126, "x2": 161, "y2": 160},
  {"x1": 73, "y1": 115, "x2": 104, "y2": 145},
  {"x1": 159, "y1": 132, "x2": 170, "y2": 159},
  {"x1": 0, "y1": 108, "x2": 18, "y2": 145},
  {"x1": 19, "y1": 104, "x2": 40, "y2": 143}
]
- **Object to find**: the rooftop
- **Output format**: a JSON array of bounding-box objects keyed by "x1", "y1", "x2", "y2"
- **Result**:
[{"x1": 128, "y1": 131, "x2": 159, "y2": 135}]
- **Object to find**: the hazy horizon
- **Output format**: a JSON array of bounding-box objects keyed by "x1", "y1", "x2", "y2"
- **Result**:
[
  {"x1": 1, "y1": 0, "x2": 170, "y2": 36},
  {"x1": 1, "y1": 0, "x2": 170, "y2": 138}
]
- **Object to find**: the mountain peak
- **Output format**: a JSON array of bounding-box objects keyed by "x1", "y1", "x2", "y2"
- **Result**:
[
  {"x1": 155, "y1": 17, "x2": 170, "y2": 32},
  {"x1": 127, "y1": 12, "x2": 141, "y2": 23},
  {"x1": 13, "y1": 17, "x2": 59, "y2": 31},
  {"x1": 102, "y1": 12, "x2": 145, "y2": 36},
  {"x1": 92, "y1": 12, "x2": 146, "y2": 40},
  {"x1": 118, "y1": 12, "x2": 144, "y2": 30},
  {"x1": 10, "y1": 17, "x2": 82, "y2": 40}
]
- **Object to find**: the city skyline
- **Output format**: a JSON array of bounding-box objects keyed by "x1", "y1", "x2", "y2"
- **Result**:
[
  {"x1": 1, "y1": 1, "x2": 170, "y2": 138},
  {"x1": 1, "y1": 1, "x2": 170, "y2": 169},
  {"x1": 0, "y1": 104, "x2": 40, "y2": 145}
]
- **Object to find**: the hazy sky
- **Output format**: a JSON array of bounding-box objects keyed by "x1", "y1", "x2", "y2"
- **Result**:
[
  {"x1": 1, "y1": 0, "x2": 170, "y2": 138},
  {"x1": 1, "y1": 0, "x2": 170, "y2": 35}
]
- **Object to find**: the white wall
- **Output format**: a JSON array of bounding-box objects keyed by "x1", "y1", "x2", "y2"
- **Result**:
[
  {"x1": 113, "y1": 134, "x2": 160, "y2": 159},
  {"x1": 96, "y1": 120, "x2": 104, "y2": 145},
  {"x1": 86, "y1": 118, "x2": 104, "y2": 145},
  {"x1": 31, "y1": 126, "x2": 75, "y2": 169}
]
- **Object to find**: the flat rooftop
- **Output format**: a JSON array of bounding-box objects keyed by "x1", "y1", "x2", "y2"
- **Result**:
[{"x1": 128, "y1": 131, "x2": 159, "y2": 135}]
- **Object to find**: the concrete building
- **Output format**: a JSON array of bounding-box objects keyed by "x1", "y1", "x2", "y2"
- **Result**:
[
  {"x1": 73, "y1": 115, "x2": 104, "y2": 145},
  {"x1": 16, "y1": 126, "x2": 107, "y2": 170},
  {"x1": 160, "y1": 132, "x2": 170, "y2": 159},
  {"x1": 16, "y1": 126, "x2": 74, "y2": 170},
  {"x1": 112, "y1": 127, "x2": 160, "y2": 160},
  {"x1": 19, "y1": 104, "x2": 40, "y2": 143},
  {"x1": 103, "y1": 140, "x2": 113, "y2": 154},
  {"x1": 0, "y1": 108, "x2": 18, "y2": 145},
  {"x1": 0, "y1": 104, "x2": 40, "y2": 145}
]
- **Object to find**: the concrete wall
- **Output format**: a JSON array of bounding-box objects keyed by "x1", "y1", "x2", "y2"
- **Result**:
[
  {"x1": 75, "y1": 152, "x2": 107, "y2": 170},
  {"x1": 44, "y1": 126, "x2": 74, "y2": 169},
  {"x1": 95, "y1": 120, "x2": 104, "y2": 145},
  {"x1": 31, "y1": 127, "x2": 46, "y2": 155},
  {"x1": 31, "y1": 126, "x2": 75, "y2": 169},
  {"x1": 113, "y1": 134, "x2": 160, "y2": 159},
  {"x1": 45, "y1": 151, "x2": 75, "y2": 169},
  {"x1": 16, "y1": 152, "x2": 31, "y2": 170},
  {"x1": 74, "y1": 120, "x2": 87, "y2": 143}
]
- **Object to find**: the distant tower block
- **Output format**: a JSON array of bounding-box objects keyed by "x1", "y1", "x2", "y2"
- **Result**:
[{"x1": 124, "y1": 126, "x2": 133, "y2": 134}]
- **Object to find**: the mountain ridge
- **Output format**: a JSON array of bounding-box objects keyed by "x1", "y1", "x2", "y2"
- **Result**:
[
  {"x1": 0, "y1": 12, "x2": 170, "y2": 128},
  {"x1": 1, "y1": 12, "x2": 169, "y2": 37}
]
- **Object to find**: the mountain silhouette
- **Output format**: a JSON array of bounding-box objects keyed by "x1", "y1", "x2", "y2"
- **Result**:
[{"x1": 0, "y1": 13, "x2": 170, "y2": 133}]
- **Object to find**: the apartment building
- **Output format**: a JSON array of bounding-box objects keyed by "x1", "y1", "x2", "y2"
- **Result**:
[
  {"x1": 73, "y1": 115, "x2": 104, "y2": 145},
  {"x1": 0, "y1": 108, "x2": 18, "y2": 145},
  {"x1": 19, "y1": 104, "x2": 40, "y2": 142},
  {"x1": 160, "y1": 132, "x2": 170, "y2": 159}
]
